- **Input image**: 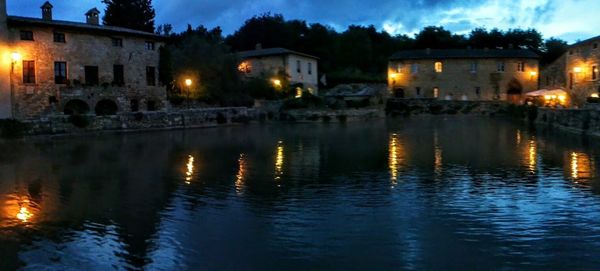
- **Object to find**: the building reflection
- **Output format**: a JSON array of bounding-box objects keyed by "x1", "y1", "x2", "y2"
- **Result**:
[
  {"x1": 434, "y1": 130, "x2": 443, "y2": 175},
  {"x1": 528, "y1": 139, "x2": 537, "y2": 173},
  {"x1": 275, "y1": 141, "x2": 284, "y2": 183},
  {"x1": 569, "y1": 152, "x2": 594, "y2": 181},
  {"x1": 388, "y1": 133, "x2": 405, "y2": 186},
  {"x1": 185, "y1": 155, "x2": 195, "y2": 185},
  {"x1": 235, "y1": 154, "x2": 247, "y2": 195}
]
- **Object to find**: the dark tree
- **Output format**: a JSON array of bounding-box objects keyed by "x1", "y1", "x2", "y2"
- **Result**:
[
  {"x1": 414, "y1": 26, "x2": 466, "y2": 49},
  {"x1": 102, "y1": 0, "x2": 155, "y2": 33},
  {"x1": 540, "y1": 38, "x2": 568, "y2": 66}
]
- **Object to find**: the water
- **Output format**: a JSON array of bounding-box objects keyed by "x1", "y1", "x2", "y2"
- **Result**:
[{"x1": 1, "y1": 116, "x2": 600, "y2": 271}]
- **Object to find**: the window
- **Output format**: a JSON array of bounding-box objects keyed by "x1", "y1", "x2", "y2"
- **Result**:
[
  {"x1": 475, "y1": 87, "x2": 481, "y2": 96},
  {"x1": 517, "y1": 62, "x2": 525, "y2": 72},
  {"x1": 147, "y1": 100, "x2": 157, "y2": 111},
  {"x1": 296, "y1": 60, "x2": 301, "y2": 73},
  {"x1": 130, "y1": 99, "x2": 139, "y2": 112},
  {"x1": 113, "y1": 64, "x2": 124, "y2": 85},
  {"x1": 416, "y1": 87, "x2": 421, "y2": 96},
  {"x1": 593, "y1": 65, "x2": 598, "y2": 81},
  {"x1": 594, "y1": 43, "x2": 598, "y2": 49},
  {"x1": 497, "y1": 62, "x2": 505, "y2": 72},
  {"x1": 145, "y1": 41, "x2": 155, "y2": 50},
  {"x1": 397, "y1": 63, "x2": 404, "y2": 73},
  {"x1": 53, "y1": 32, "x2": 66, "y2": 43},
  {"x1": 411, "y1": 63, "x2": 419, "y2": 74},
  {"x1": 308, "y1": 62, "x2": 312, "y2": 75},
  {"x1": 470, "y1": 62, "x2": 478, "y2": 73},
  {"x1": 146, "y1": 66, "x2": 156, "y2": 86},
  {"x1": 112, "y1": 38, "x2": 123, "y2": 47},
  {"x1": 20, "y1": 30, "x2": 34, "y2": 41},
  {"x1": 84, "y1": 66, "x2": 99, "y2": 85},
  {"x1": 434, "y1": 62, "x2": 443, "y2": 73},
  {"x1": 22, "y1": 61, "x2": 35, "y2": 84},
  {"x1": 54, "y1": 62, "x2": 67, "y2": 84},
  {"x1": 569, "y1": 50, "x2": 574, "y2": 55},
  {"x1": 433, "y1": 87, "x2": 439, "y2": 98}
]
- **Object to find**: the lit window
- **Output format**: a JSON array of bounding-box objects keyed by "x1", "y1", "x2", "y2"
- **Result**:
[
  {"x1": 470, "y1": 62, "x2": 478, "y2": 73},
  {"x1": 411, "y1": 63, "x2": 419, "y2": 74},
  {"x1": 593, "y1": 65, "x2": 598, "y2": 81},
  {"x1": 517, "y1": 62, "x2": 525, "y2": 72},
  {"x1": 397, "y1": 63, "x2": 404, "y2": 73},
  {"x1": 238, "y1": 61, "x2": 252, "y2": 73},
  {"x1": 434, "y1": 62, "x2": 443, "y2": 73},
  {"x1": 497, "y1": 62, "x2": 505, "y2": 72},
  {"x1": 433, "y1": 87, "x2": 439, "y2": 98}
]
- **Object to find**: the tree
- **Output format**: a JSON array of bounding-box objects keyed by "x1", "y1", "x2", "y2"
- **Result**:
[
  {"x1": 102, "y1": 0, "x2": 155, "y2": 33},
  {"x1": 540, "y1": 38, "x2": 568, "y2": 66}
]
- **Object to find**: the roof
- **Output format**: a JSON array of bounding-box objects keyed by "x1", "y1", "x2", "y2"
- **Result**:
[
  {"x1": 237, "y1": 47, "x2": 319, "y2": 60},
  {"x1": 41, "y1": 1, "x2": 53, "y2": 8},
  {"x1": 7, "y1": 15, "x2": 164, "y2": 40},
  {"x1": 389, "y1": 49, "x2": 539, "y2": 61},
  {"x1": 85, "y1": 8, "x2": 100, "y2": 15},
  {"x1": 570, "y1": 35, "x2": 600, "y2": 48}
]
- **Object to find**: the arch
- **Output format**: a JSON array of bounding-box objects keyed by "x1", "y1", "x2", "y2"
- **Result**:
[
  {"x1": 63, "y1": 99, "x2": 90, "y2": 115},
  {"x1": 95, "y1": 99, "x2": 118, "y2": 116},
  {"x1": 146, "y1": 100, "x2": 158, "y2": 111},
  {"x1": 507, "y1": 78, "x2": 523, "y2": 95}
]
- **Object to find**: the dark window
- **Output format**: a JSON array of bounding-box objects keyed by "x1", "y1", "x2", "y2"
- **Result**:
[
  {"x1": 113, "y1": 65, "x2": 124, "y2": 85},
  {"x1": 569, "y1": 50, "x2": 574, "y2": 55},
  {"x1": 53, "y1": 32, "x2": 66, "y2": 43},
  {"x1": 147, "y1": 100, "x2": 157, "y2": 111},
  {"x1": 308, "y1": 62, "x2": 312, "y2": 75},
  {"x1": 569, "y1": 73, "x2": 574, "y2": 89},
  {"x1": 130, "y1": 99, "x2": 139, "y2": 112},
  {"x1": 146, "y1": 66, "x2": 156, "y2": 86},
  {"x1": 22, "y1": 60, "x2": 35, "y2": 84},
  {"x1": 112, "y1": 38, "x2": 123, "y2": 47},
  {"x1": 48, "y1": 96, "x2": 58, "y2": 104},
  {"x1": 84, "y1": 66, "x2": 99, "y2": 86},
  {"x1": 145, "y1": 41, "x2": 155, "y2": 50},
  {"x1": 594, "y1": 43, "x2": 598, "y2": 49},
  {"x1": 20, "y1": 31, "x2": 34, "y2": 41},
  {"x1": 296, "y1": 60, "x2": 301, "y2": 73},
  {"x1": 54, "y1": 62, "x2": 67, "y2": 84},
  {"x1": 475, "y1": 87, "x2": 481, "y2": 96},
  {"x1": 416, "y1": 87, "x2": 421, "y2": 96}
]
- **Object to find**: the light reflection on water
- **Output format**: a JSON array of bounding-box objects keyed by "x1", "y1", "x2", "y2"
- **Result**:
[{"x1": 0, "y1": 117, "x2": 599, "y2": 270}]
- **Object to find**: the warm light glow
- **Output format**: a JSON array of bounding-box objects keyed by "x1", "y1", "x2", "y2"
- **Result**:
[
  {"x1": 235, "y1": 154, "x2": 247, "y2": 194},
  {"x1": 574, "y1": 67, "x2": 582, "y2": 73},
  {"x1": 11, "y1": 52, "x2": 21, "y2": 62},
  {"x1": 558, "y1": 95, "x2": 566, "y2": 102},
  {"x1": 389, "y1": 72, "x2": 398, "y2": 80},
  {"x1": 570, "y1": 152, "x2": 594, "y2": 181},
  {"x1": 434, "y1": 62, "x2": 443, "y2": 73},
  {"x1": 295, "y1": 87, "x2": 303, "y2": 98},
  {"x1": 275, "y1": 141, "x2": 284, "y2": 182},
  {"x1": 185, "y1": 155, "x2": 195, "y2": 184},
  {"x1": 434, "y1": 130, "x2": 442, "y2": 174},
  {"x1": 272, "y1": 79, "x2": 282, "y2": 88},
  {"x1": 528, "y1": 139, "x2": 537, "y2": 173},
  {"x1": 516, "y1": 129, "x2": 522, "y2": 145},
  {"x1": 530, "y1": 71, "x2": 538, "y2": 77},
  {"x1": 185, "y1": 79, "x2": 193, "y2": 87},
  {"x1": 591, "y1": 93, "x2": 600, "y2": 98},
  {"x1": 238, "y1": 61, "x2": 252, "y2": 73},
  {"x1": 16, "y1": 207, "x2": 33, "y2": 223}
]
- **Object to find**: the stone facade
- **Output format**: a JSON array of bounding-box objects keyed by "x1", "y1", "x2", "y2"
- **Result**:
[
  {"x1": 388, "y1": 49, "x2": 539, "y2": 102},
  {"x1": 564, "y1": 37, "x2": 600, "y2": 106},
  {"x1": 0, "y1": 0, "x2": 166, "y2": 120},
  {"x1": 540, "y1": 54, "x2": 567, "y2": 90},
  {"x1": 237, "y1": 47, "x2": 319, "y2": 95}
]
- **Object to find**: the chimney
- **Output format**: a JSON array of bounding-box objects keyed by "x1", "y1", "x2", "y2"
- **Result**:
[
  {"x1": 0, "y1": 0, "x2": 6, "y2": 24},
  {"x1": 85, "y1": 8, "x2": 100, "y2": 25},
  {"x1": 426, "y1": 48, "x2": 431, "y2": 55},
  {"x1": 255, "y1": 43, "x2": 262, "y2": 50},
  {"x1": 41, "y1": 1, "x2": 53, "y2": 20}
]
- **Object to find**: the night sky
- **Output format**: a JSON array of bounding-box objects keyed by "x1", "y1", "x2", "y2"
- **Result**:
[{"x1": 6, "y1": 0, "x2": 598, "y2": 43}]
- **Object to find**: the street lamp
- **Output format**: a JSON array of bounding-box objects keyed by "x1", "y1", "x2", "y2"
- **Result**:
[{"x1": 185, "y1": 78, "x2": 192, "y2": 109}]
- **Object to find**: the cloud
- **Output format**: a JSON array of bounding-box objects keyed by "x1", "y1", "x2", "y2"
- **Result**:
[{"x1": 6, "y1": 0, "x2": 600, "y2": 43}]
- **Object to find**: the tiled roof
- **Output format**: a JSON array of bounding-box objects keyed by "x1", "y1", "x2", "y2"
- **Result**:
[
  {"x1": 570, "y1": 35, "x2": 600, "y2": 48},
  {"x1": 237, "y1": 47, "x2": 319, "y2": 60},
  {"x1": 390, "y1": 49, "x2": 539, "y2": 60},
  {"x1": 7, "y1": 15, "x2": 164, "y2": 40}
]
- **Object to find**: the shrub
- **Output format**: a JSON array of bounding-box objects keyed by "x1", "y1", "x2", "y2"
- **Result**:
[
  {"x1": 68, "y1": 114, "x2": 90, "y2": 128},
  {"x1": 0, "y1": 119, "x2": 28, "y2": 138}
]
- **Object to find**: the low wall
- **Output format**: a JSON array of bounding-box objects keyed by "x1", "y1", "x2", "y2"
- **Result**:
[
  {"x1": 281, "y1": 108, "x2": 383, "y2": 123},
  {"x1": 386, "y1": 99, "x2": 511, "y2": 116},
  {"x1": 535, "y1": 108, "x2": 600, "y2": 137},
  {"x1": 25, "y1": 107, "x2": 254, "y2": 135}
]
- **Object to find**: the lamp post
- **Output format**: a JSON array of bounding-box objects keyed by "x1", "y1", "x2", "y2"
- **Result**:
[{"x1": 185, "y1": 78, "x2": 192, "y2": 109}]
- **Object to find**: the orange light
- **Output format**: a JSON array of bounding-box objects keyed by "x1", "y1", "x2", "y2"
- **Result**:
[
  {"x1": 185, "y1": 79, "x2": 192, "y2": 87},
  {"x1": 11, "y1": 52, "x2": 21, "y2": 62},
  {"x1": 574, "y1": 67, "x2": 582, "y2": 73},
  {"x1": 530, "y1": 71, "x2": 537, "y2": 77},
  {"x1": 272, "y1": 79, "x2": 282, "y2": 88}
]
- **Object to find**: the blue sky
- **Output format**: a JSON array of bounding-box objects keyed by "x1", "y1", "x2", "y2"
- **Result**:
[{"x1": 7, "y1": 0, "x2": 599, "y2": 43}]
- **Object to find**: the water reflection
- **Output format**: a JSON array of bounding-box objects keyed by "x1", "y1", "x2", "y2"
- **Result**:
[
  {"x1": 526, "y1": 138, "x2": 538, "y2": 173},
  {"x1": 275, "y1": 141, "x2": 284, "y2": 182},
  {"x1": 570, "y1": 152, "x2": 594, "y2": 181},
  {"x1": 185, "y1": 155, "x2": 195, "y2": 185},
  {"x1": 434, "y1": 130, "x2": 443, "y2": 175},
  {"x1": 236, "y1": 154, "x2": 247, "y2": 194},
  {"x1": 388, "y1": 133, "x2": 404, "y2": 186}
]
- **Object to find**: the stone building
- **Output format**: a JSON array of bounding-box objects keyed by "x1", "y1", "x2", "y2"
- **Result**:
[
  {"x1": 539, "y1": 54, "x2": 567, "y2": 90},
  {"x1": 237, "y1": 46, "x2": 319, "y2": 95},
  {"x1": 388, "y1": 49, "x2": 539, "y2": 102},
  {"x1": 0, "y1": 0, "x2": 166, "y2": 120},
  {"x1": 542, "y1": 36, "x2": 600, "y2": 106}
]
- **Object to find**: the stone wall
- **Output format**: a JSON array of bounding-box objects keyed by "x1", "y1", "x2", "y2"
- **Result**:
[
  {"x1": 535, "y1": 107, "x2": 600, "y2": 137},
  {"x1": 25, "y1": 107, "x2": 253, "y2": 135},
  {"x1": 388, "y1": 58, "x2": 539, "y2": 101},
  {"x1": 566, "y1": 38, "x2": 600, "y2": 106},
  {"x1": 386, "y1": 98, "x2": 512, "y2": 116}
]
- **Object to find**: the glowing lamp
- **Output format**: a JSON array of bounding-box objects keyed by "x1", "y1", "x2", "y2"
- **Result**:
[
  {"x1": 530, "y1": 71, "x2": 537, "y2": 77},
  {"x1": 185, "y1": 79, "x2": 192, "y2": 87},
  {"x1": 591, "y1": 93, "x2": 600, "y2": 98},
  {"x1": 558, "y1": 95, "x2": 566, "y2": 102},
  {"x1": 11, "y1": 52, "x2": 21, "y2": 62},
  {"x1": 389, "y1": 73, "x2": 398, "y2": 79},
  {"x1": 573, "y1": 67, "x2": 582, "y2": 73},
  {"x1": 272, "y1": 79, "x2": 282, "y2": 87},
  {"x1": 544, "y1": 95, "x2": 552, "y2": 100}
]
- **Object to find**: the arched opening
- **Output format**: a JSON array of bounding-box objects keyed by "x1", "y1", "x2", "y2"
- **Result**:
[
  {"x1": 507, "y1": 78, "x2": 523, "y2": 104},
  {"x1": 393, "y1": 88, "x2": 405, "y2": 98},
  {"x1": 95, "y1": 99, "x2": 118, "y2": 116},
  {"x1": 146, "y1": 100, "x2": 158, "y2": 111},
  {"x1": 64, "y1": 99, "x2": 90, "y2": 115}
]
